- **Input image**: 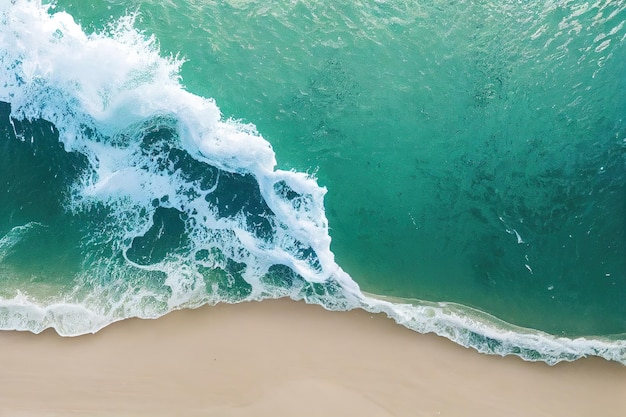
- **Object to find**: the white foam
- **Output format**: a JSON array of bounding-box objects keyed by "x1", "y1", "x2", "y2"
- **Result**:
[
  {"x1": 357, "y1": 294, "x2": 626, "y2": 365},
  {"x1": 0, "y1": 0, "x2": 624, "y2": 365},
  {"x1": 0, "y1": 0, "x2": 351, "y2": 315}
]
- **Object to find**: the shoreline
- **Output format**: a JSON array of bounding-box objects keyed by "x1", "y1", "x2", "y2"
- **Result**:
[{"x1": 0, "y1": 298, "x2": 624, "y2": 416}]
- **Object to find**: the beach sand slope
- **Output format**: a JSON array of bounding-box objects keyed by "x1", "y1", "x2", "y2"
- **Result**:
[{"x1": 0, "y1": 299, "x2": 624, "y2": 417}]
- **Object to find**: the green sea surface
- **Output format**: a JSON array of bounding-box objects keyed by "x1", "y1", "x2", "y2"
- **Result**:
[
  {"x1": 50, "y1": 0, "x2": 626, "y2": 336},
  {"x1": 1, "y1": 0, "x2": 624, "y2": 349}
]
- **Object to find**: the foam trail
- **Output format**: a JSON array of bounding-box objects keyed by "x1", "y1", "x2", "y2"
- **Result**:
[
  {"x1": 358, "y1": 295, "x2": 626, "y2": 365},
  {"x1": 0, "y1": 223, "x2": 45, "y2": 262},
  {"x1": 0, "y1": 1, "x2": 624, "y2": 364}
]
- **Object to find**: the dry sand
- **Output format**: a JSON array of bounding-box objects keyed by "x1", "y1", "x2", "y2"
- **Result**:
[{"x1": 0, "y1": 298, "x2": 624, "y2": 417}]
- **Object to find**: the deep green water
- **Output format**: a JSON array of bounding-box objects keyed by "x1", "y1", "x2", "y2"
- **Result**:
[{"x1": 1, "y1": 0, "x2": 625, "y2": 362}]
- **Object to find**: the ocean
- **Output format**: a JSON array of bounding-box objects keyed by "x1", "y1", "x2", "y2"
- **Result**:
[{"x1": 0, "y1": 0, "x2": 624, "y2": 364}]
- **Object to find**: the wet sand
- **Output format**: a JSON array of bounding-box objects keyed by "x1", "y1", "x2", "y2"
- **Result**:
[{"x1": 0, "y1": 298, "x2": 624, "y2": 417}]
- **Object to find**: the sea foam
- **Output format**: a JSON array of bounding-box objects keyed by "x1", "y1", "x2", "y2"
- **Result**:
[
  {"x1": 0, "y1": 0, "x2": 624, "y2": 364},
  {"x1": 0, "y1": 0, "x2": 360, "y2": 328}
]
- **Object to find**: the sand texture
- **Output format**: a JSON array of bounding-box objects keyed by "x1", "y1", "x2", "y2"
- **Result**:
[{"x1": 0, "y1": 299, "x2": 624, "y2": 417}]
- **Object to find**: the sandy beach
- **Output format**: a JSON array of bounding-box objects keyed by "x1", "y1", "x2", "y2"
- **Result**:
[{"x1": 0, "y1": 298, "x2": 624, "y2": 417}]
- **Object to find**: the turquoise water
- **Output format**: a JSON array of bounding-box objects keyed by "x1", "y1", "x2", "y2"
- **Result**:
[{"x1": 0, "y1": 0, "x2": 625, "y2": 363}]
